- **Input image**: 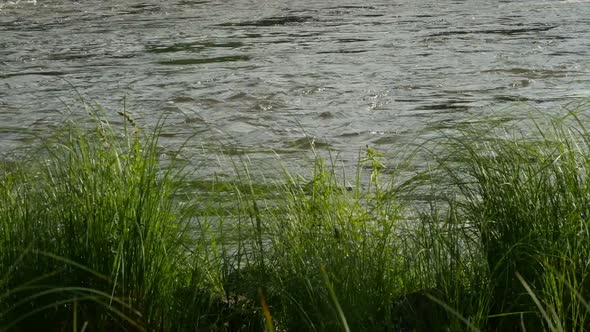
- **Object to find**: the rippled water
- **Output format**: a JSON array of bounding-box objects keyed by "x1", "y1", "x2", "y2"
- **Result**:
[{"x1": 1, "y1": 0, "x2": 590, "y2": 170}]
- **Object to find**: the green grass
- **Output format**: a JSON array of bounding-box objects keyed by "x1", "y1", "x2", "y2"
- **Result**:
[
  {"x1": 412, "y1": 107, "x2": 590, "y2": 331},
  {"x1": 0, "y1": 109, "x2": 216, "y2": 331},
  {"x1": 2, "y1": 102, "x2": 590, "y2": 331}
]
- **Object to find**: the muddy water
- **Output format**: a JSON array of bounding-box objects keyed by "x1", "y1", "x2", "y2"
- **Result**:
[{"x1": 1, "y1": 0, "x2": 590, "y2": 172}]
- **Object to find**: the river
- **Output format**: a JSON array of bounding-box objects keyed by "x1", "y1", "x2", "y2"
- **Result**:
[{"x1": 1, "y1": 0, "x2": 590, "y2": 174}]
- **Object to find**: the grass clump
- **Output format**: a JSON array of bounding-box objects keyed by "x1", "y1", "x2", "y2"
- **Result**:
[
  {"x1": 197, "y1": 144, "x2": 413, "y2": 331},
  {"x1": 0, "y1": 108, "x2": 217, "y2": 331},
  {"x1": 425, "y1": 110, "x2": 590, "y2": 331},
  {"x1": 254, "y1": 154, "x2": 404, "y2": 331}
]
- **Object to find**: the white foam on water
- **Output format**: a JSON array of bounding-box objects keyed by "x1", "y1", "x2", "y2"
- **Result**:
[{"x1": 0, "y1": 0, "x2": 37, "y2": 11}]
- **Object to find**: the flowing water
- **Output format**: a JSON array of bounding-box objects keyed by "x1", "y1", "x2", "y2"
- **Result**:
[{"x1": 1, "y1": 0, "x2": 590, "y2": 173}]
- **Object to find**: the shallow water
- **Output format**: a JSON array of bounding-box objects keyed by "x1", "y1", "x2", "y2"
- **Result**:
[{"x1": 1, "y1": 0, "x2": 590, "y2": 171}]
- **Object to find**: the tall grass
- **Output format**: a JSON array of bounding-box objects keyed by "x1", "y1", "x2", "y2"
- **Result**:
[
  {"x1": 425, "y1": 110, "x2": 590, "y2": 331},
  {"x1": 2, "y1": 102, "x2": 590, "y2": 331},
  {"x1": 236, "y1": 152, "x2": 406, "y2": 331},
  {"x1": 0, "y1": 108, "x2": 216, "y2": 331}
]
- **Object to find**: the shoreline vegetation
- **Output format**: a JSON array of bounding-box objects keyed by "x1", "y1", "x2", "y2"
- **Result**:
[{"x1": 2, "y1": 103, "x2": 590, "y2": 331}]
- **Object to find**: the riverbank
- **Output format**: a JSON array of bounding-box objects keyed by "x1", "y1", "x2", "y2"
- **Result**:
[{"x1": 1, "y1": 106, "x2": 590, "y2": 331}]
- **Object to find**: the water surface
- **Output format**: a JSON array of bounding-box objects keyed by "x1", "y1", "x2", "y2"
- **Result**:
[{"x1": 1, "y1": 0, "x2": 590, "y2": 171}]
